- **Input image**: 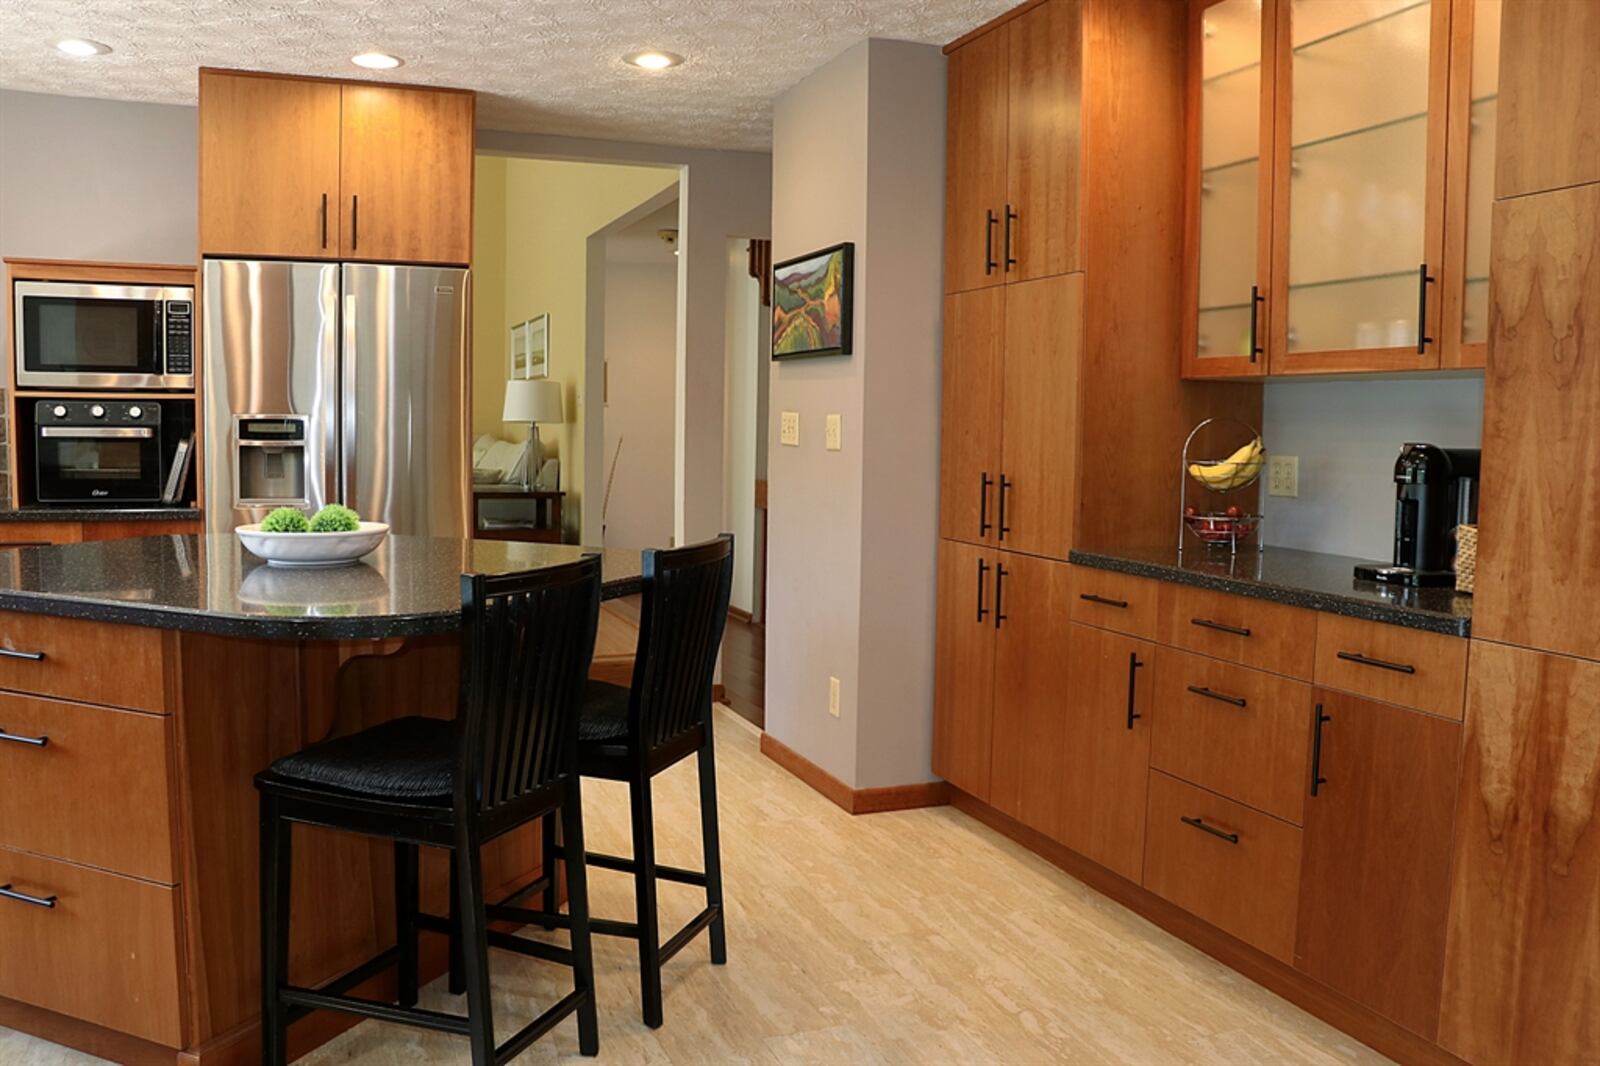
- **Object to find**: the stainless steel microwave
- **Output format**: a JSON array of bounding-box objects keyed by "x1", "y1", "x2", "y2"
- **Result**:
[{"x1": 13, "y1": 280, "x2": 195, "y2": 390}]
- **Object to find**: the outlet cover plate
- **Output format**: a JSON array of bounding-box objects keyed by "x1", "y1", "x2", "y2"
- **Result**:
[
  {"x1": 828, "y1": 676, "x2": 841, "y2": 718},
  {"x1": 825, "y1": 413, "x2": 842, "y2": 451},
  {"x1": 780, "y1": 410, "x2": 800, "y2": 447},
  {"x1": 1269, "y1": 455, "x2": 1299, "y2": 497}
]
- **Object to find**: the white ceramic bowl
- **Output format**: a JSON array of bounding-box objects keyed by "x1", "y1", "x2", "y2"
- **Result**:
[{"x1": 236, "y1": 521, "x2": 389, "y2": 568}]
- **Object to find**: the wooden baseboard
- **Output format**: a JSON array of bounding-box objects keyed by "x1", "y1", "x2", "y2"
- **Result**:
[
  {"x1": 0, "y1": 997, "x2": 176, "y2": 1066},
  {"x1": 759, "y1": 732, "x2": 949, "y2": 815},
  {"x1": 713, "y1": 683, "x2": 728, "y2": 704},
  {"x1": 947, "y1": 789, "x2": 1468, "y2": 1066},
  {"x1": 728, "y1": 606, "x2": 753, "y2": 625}
]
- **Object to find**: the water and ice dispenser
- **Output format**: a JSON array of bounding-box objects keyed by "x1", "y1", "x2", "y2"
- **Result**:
[{"x1": 234, "y1": 416, "x2": 309, "y2": 506}]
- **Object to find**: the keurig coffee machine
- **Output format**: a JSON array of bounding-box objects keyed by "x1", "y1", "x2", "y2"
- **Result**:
[{"x1": 1355, "y1": 443, "x2": 1481, "y2": 587}]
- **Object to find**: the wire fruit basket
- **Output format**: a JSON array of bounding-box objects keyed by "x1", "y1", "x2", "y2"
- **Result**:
[{"x1": 1179, "y1": 417, "x2": 1265, "y2": 555}]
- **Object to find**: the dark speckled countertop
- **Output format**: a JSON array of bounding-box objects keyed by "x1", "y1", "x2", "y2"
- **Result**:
[
  {"x1": 0, "y1": 506, "x2": 201, "y2": 522},
  {"x1": 0, "y1": 534, "x2": 642, "y2": 640},
  {"x1": 1068, "y1": 544, "x2": 1472, "y2": 637}
]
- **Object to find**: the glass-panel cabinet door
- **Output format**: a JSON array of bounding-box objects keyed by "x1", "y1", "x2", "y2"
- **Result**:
[
  {"x1": 1271, "y1": 0, "x2": 1450, "y2": 372},
  {"x1": 1442, "y1": 0, "x2": 1500, "y2": 367},
  {"x1": 1185, "y1": 0, "x2": 1274, "y2": 378}
]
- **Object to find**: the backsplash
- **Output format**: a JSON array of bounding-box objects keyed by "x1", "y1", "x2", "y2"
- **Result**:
[{"x1": 1260, "y1": 375, "x2": 1485, "y2": 561}]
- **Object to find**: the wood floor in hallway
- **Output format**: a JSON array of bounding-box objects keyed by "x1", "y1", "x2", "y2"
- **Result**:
[{"x1": 2, "y1": 707, "x2": 1389, "y2": 1065}]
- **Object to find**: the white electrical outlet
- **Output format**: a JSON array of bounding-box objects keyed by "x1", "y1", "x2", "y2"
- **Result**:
[
  {"x1": 1269, "y1": 455, "x2": 1299, "y2": 497},
  {"x1": 828, "y1": 676, "x2": 841, "y2": 718},
  {"x1": 780, "y1": 410, "x2": 800, "y2": 447},
  {"x1": 825, "y1": 413, "x2": 842, "y2": 451}
]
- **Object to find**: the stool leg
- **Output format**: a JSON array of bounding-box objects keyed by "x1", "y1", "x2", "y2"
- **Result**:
[
  {"x1": 541, "y1": 810, "x2": 559, "y2": 924},
  {"x1": 447, "y1": 849, "x2": 465, "y2": 996},
  {"x1": 629, "y1": 774, "x2": 664, "y2": 1028},
  {"x1": 394, "y1": 842, "x2": 419, "y2": 1008},
  {"x1": 697, "y1": 733, "x2": 728, "y2": 965},
  {"x1": 456, "y1": 837, "x2": 496, "y2": 1065},
  {"x1": 259, "y1": 795, "x2": 292, "y2": 1066},
  {"x1": 561, "y1": 786, "x2": 600, "y2": 1056}
]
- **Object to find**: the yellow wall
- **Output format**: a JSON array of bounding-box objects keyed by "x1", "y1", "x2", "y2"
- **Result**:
[{"x1": 471, "y1": 156, "x2": 678, "y2": 541}]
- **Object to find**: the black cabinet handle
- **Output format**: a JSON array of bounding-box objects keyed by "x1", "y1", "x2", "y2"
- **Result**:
[
  {"x1": 1180, "y1": 816, "x2": 1239, "y2": 845},
  {"x1": 0, "y1": 648, "x2": 45, "y2": 662},
  {"x1": 1126, "y1": 652, "x2": 1144, "y2": 730},
  {"x1": 1186, "y1": 684, "x2": 1247, "y2": 708},
  {"x1": 0, "y1": 728, "x2": 48, "y2": 747},
  {"x1": 976, "y1": 559, "x2": 990, "y2": 624},
  {"x1": 1310, "y1": 702, "x2": 1331, "y2": 797},
  {"x1": 984, "y1": 210, "x2": 998, "y2": 275},
  {"x1": 1079, "y1": 593, "x2": 1128, "y2": 609},
  {"x1": 1190, "y1": 617, "x2": 1251, "y2": 638},
  {"x1": 994, "y1": 562, "x2": 1009, "y2": 629},
  {"x1": 352, "y1": 194, "x2": 360, "y2": 251},
  {"x1": 1416, "y1": 263, "x2": 1435, "y2": 353},
  {"x1": 0, "y1": 883, "x2": 57, "y2": 909},
  {"x1": 320, "y1": 192, "x2": 328, "y2": 249},
  {"x1": 1336, "y1": 650, "x2": 1415, "y2": 675},
  {"x1": 1248, "y1": 285, "x2": 1264, "y2": 363},
  {"x1": 1004, "y1": 205, "x2": 1018, "y2": 271},
  {"x1": 979, "y1": 472, "x2": 993, "y2": 538},
  {"x1": 997, "y1": 475, "x2": 1012, "y2": 541}
]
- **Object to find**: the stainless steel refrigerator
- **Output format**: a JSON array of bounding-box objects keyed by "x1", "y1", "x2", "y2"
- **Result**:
[{"x1": 202, "y1": 259, "x2": 470, "y2": 537}]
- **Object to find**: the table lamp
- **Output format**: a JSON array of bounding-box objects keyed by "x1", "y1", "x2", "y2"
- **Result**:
[{"x1": 502, "y1": 379, "x2": 564, "y2": 491}]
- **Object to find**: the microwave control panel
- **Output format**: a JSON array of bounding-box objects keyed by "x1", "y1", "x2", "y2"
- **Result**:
[{"x1": 164, "y1": 300, "x2": 194, "y2": 376}]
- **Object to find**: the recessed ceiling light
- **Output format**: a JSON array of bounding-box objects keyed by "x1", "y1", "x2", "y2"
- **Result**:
[
  {"x1": 55, "y1": 38, "x2": 112, "y2": 58},
  {"x1": 352, "y1": 51, "x2": 404, "y2": 70},
  {"x1": 624, "y1": 50, "x2": 684, "y2": 71}
]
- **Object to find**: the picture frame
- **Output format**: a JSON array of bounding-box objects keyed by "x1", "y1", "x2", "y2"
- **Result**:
[
  {"x1": 509, "y1": 313, "x2": 551, "y2": 379},
  {"x1": 771, "y1": 242, "x2": 853, "y2": 359}
]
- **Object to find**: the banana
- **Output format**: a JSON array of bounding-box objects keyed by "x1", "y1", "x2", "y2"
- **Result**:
[{"x1": 1188, "y1": 437, "x2": 1263, "y2": 491}]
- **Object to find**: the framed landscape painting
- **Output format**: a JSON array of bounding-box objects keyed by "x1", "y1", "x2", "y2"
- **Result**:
[{"x1": 772, "y1": 242, "x2": 853, "y2": 359}]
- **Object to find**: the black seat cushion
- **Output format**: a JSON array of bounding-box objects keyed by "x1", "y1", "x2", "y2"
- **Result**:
[
  {"x1": 578, "y1": 680, "x2": 630, "y2": 743},
  {"x1": 263, "y1": 716, "x2": 457, "y2": 803}
]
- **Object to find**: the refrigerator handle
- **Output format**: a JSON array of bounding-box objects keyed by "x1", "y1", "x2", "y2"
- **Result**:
[{"x1": 341, "y1": 289, "x2": 358, "y2": 508}]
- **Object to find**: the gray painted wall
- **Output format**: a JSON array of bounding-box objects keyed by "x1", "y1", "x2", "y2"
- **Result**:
[{"x1": 1260, "y1": 375, "x2": 1485, "y2": 559}]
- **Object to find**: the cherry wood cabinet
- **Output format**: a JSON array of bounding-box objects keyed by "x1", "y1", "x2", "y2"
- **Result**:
[
  {"x1": 1439, "y1": 0, "x2": 1501, "y2": 369},
  {"x1": 199, "y1": 69, "x2": 474, "y2": 265},
  {"x1": 944, "y1": 30, "x2": 1008, "y2": 294},
  {"x1": 931, "y1": 541, "x2": 998, "y2": 800},
  {"x1": 1295, "y1": 690, "x2": 1460, "y2": 1039},
  {"x1": 938, "y1": 289, "x2": 1004, "y2": 546},
  {"x1": 1057, "y1": 622, "x2": 1153, "y2": 882},
  {"x1": 1493, "y1": 0, "x2": 1600, "y2": 200}
]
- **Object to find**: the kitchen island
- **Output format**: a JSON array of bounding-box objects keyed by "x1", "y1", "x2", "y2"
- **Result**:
[{"x1": 0, "y1": 535, "x2": 641, "y2": 1065}]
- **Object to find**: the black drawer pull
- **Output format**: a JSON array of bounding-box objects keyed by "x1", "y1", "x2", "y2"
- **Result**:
[
  {"x1": 1004, "y1": 204, "x2": 1018, "y2": 271},
  {"x1": 976, "y1": 559, "x2": 990, "y2": 624},
  {"x1": 1336, "y1": 650, "x2": 1415, "y2": 675},
  {"x1": 979, "y1": 472, "x2": 993, "y2": 537},
  {"x1": 1181, "y1": 816, "x2": 1239, "y2": 844},
  {"x1": 0, "y1": 883, "x2": 57, "y2": 909},
  {"x1": 1126, "y1": 652, "x2": 1145, "y2": 730},
  {"x1": 984, "y1": 210, "x2": 998, "y2": 275},
  {"x1": 1310, "y1": 702, "x2": 1331, "y2": 797},
  {"x1": 1191, "y1": 617, "x2": 1251, "y2": 638},
  {"x1": 997, "y1": 475, "x2": 1012, "y2": 540},
  {"x1": 0, "y1": 728, "x2": 48, "y2": 747},
  {"x1": 1079, "y1": 593, "x2": 1128, "y2": 609},
  {"x1": 0, "y1": 647, "x2": 46, "y2": 662},
  {"x1": 994, "y1": 562, "x2": 1009, "y2": 629},
  {"x1": 1187, "y1": 685, "x2": 1247, "y2": 708}
]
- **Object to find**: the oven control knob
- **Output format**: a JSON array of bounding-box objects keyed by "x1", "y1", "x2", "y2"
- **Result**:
[
  {"x1": 52, "y1": 405, "x2": 67, "y2": 419},
  {"x1": 90, "y1": 404, "x2": 106, "y2": 419},
  {"x1": 128, "y1": 405, "x2": 144, "y2": 420}
]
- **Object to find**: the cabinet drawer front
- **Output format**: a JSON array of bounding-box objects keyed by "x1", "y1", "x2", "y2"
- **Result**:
[
  {"x1": 1313, "y1": 614, "x2": 1467, "y2": 720},
  {"x1": 1143, "y1": 771, "x2": 1302, "y2": 962},
  {"x1": 1069, "y1": 568, "x2": 1159, "y2": 640},
  {"x1": 1157, "y1": 584, "x2": 1317, "y2": 679},
  {"x1": 1150, "y1": 649, "x2": 1312, "y2": 824},
  {"x1": 0, "y1": 694, "x2": 174, "y2": 881},
  {"x1": 0, "y1": 613, "x2": 167, "y2": 713},
  {"x1": 0, "y1": 846, "x2": 183, "y2": 1047}
]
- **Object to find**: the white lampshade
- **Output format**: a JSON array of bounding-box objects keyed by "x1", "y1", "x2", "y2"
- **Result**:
[{"x1": 503, "y1": 379, "x2": 563, "y2": 424}]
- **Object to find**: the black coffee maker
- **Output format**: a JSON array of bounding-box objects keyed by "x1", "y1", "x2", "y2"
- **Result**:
[{"x1": 1355, "y1": 443, "x2": 1481, "y2": 587}]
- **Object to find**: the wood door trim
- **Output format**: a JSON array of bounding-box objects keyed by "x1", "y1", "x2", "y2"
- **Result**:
[
  {"x1": 1438, "y1": 0, "x2": 1487, "y2": 370},
  {"x1": 758, "y1": 732, "x2": 951, "y2": 815},
  {"x1": 196, "y1": 65, "x2": 475, "y2": 96}
]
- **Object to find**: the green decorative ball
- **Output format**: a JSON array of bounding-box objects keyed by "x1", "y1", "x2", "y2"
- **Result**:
[
  {"x1": 309, "y1": 504, "x2": 361, "y2": 533},
  {"x1": 260, "y1": 507, "x2": 310, "y2": 533}
]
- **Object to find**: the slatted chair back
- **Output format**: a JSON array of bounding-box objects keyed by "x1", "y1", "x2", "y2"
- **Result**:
[
  {"x1": 456, "y1": 556, "x2": 602, "y2": 821},
  {"x1": 628, "y1": 534, "x2": 735, "y2": 753}
]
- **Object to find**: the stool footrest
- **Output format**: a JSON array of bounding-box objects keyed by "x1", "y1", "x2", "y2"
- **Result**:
[
  {"x1": 580, "y1": 849, "x2": 707, "y2": 887},
  {"x1": 280, "y1": 986, "x2": 472, "y2": 1036},
  {"x1": 283, "y1": 946, "x2": 401, "y2": 1025},
  {"x1": 661, "y1": 905, "x2": 720, "y2": 964},
  {"x1": 496, "y1": 989, "x2": 589, "y2": 1062},
  {"x1": 485, "y1": 903, "x2": 572, "y2": 930}
]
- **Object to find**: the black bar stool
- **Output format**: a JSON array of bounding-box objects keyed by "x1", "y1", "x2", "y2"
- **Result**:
[
  {"x1": 561, "y1": 533, "x2": 734, "y2": 1029},
  {"x1": 255, "y1": 557, "x2": 604, "y2": 1065}
]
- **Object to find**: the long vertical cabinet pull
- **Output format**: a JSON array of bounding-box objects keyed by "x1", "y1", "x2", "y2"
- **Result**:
[
  {"x1": 1310, "y1": 702, "x2": 1331, "y2": 796},
  {"x1": 997, "y1": 476, "x2": 1012, "y2": 541},
  {"x1": 1003, "y1": 205, "x2": 1018, "y2": 272},
  {"x1": 1126, "y1": 652, "x2": 1145, "y2": 730},
  {"x1": 351, "y1": 194, "x2": 360, "y2": 251},
  {"x1": 984, "y1": 210, "x2": 998, "y2": 275},
  {"x1": 976, "y1": 559, "x2": 990, "y2": 623},
  {"x1": 993, "y1": 562, "x2": 1009, "y2": 629},
  {"x1": 1416, "y1": 264, "x2": 1435, "y2": 353},
  {"x1": 979, "y1": 473, "x2": 993, "y2": 537},
  {"x1": 1248, "y1": 286, "x2": 1264, "y2": 363},
  {"x1": 320, "y1": 193, "x2": 329, "y2": 250}
]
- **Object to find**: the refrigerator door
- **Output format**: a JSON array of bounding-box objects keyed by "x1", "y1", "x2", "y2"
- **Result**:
[
  {"x1": 202, "y1": 259, "x2": 340, "y2": 533},
  {"x1": 340, "y1": 264, "x2": 470, "y2": 537}
]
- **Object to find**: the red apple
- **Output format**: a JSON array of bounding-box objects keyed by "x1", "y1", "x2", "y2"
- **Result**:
[{"x1": 1225, "y1": 505, "x2": 1242, "y2": 518}]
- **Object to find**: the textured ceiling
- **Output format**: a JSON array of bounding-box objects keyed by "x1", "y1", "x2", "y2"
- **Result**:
[{"x1": 0, "y1": 0, "x2": 1013, "y2": 151}]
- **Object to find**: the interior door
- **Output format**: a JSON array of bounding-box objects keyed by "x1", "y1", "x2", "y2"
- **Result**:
[
  {"x1": 341, "y1": 264, "x2": 470, "y2": 537},
  {"x1": 1005, "y1": 0, "x2": 1082, "y2": 282},
  {"x1": 944, "y1": 28, "x2": 1009, "y2": 295},
  {"x1": 932, "y1": 540, "x2": 998, "y2": 800},
  {"x1": 938, "y1": 288, "x2": 1004, "y2": 546}
]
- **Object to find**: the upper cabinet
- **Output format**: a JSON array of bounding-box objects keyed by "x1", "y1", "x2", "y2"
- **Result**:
[
  {"x1": 200, "y1": 70, "x2": 475, "y2": 265},
  {"x1": 944, "y1": 1, "x2": 1082, "y2": 295},
  {"x1": 1184, "y1": 0, "x2": 1499, "y2": 378}
]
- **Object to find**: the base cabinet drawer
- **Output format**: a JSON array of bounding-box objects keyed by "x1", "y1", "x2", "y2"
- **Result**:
[
  {"x1": 1312, "y1": 614, "x2": 1467, "y2": 720},
  {"x1": 1069, "y1": 568, "x2": 1160, "y2": 640},
  {"x1": 1143, "y1": 772, "x2": 1302, "y2": 963},
  {"x1": 0, "y1": 613, "x2": 168, "y2": 713},
  {"x1": 0, "y1": 846, "x2": 183, "y2": 1047},
  {"x1": 0, "y1": 693, "x2": 175, "y2": 881},
  {"x1": 1157, "y1": 583, "x2": 1317, "y2": 679}
]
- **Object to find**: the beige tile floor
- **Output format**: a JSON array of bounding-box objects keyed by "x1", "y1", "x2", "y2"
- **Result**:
[{"x1": 3, "y1": 707, "x2": 1390, "y2": 1065}]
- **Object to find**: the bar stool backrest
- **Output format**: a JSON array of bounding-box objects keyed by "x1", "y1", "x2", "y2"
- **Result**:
[
  {"x1": 456, "y1": 556, "x2": 602, "y2": 823},
  {"x1": 629, "y1": 534, "x2": 735, "y2": 753}
]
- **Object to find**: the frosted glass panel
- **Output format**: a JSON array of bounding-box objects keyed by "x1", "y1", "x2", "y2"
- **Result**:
[
  {"x1": 1288, "y1": 274, "x2": 1419, "y2": 353},
  {"x1": 1199, "y1": 160, "x2": 1259, "y2": 310}
]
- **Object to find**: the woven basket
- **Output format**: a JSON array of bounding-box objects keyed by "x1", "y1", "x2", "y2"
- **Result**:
[{"x1": 1456, "y1": 524, "x2": 1478, "y2": 594}]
